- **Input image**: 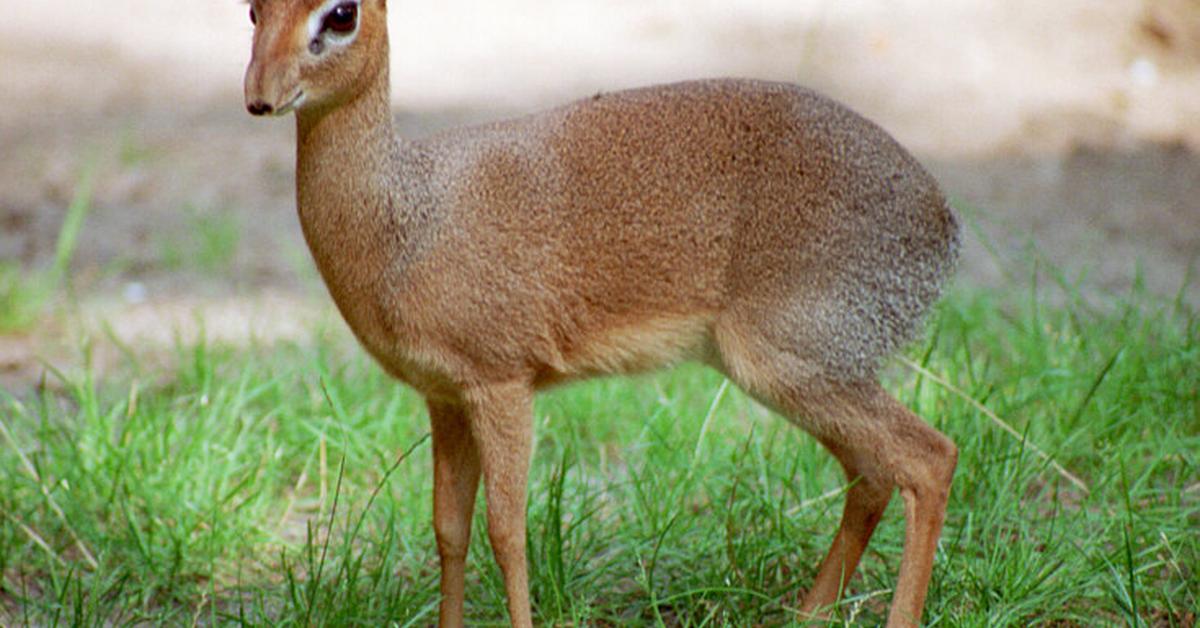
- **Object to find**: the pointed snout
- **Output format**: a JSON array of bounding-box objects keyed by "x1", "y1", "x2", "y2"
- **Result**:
[
  {"x1": 244, "y1": 25, "x2": 303, "y2": 117},
  {"x1": 244, "y1": 58, "x2": 301, "y2": 117}
]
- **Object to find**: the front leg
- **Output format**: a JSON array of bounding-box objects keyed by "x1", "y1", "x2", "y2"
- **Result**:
[
  {"x1": 463, "y1": 382, "x2": 535, "y2": 628},
  {"x1": 429, "y1": 400, "x2": 482, "y2": 628}
]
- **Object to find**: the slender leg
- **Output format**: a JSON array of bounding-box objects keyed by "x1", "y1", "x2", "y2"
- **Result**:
[
  {"x1": 429, "y1": 399, "x2": 482, "y2": 628},
  {"x1": 885, "y1": 404, "x2": 956, "y2": 628},
  {"x1": 803, "y1": 384, "x2": 956, "y2": 628},
  {"x1": 714, "y1": 322, "x2": 955, "y2": 627},
  {"x1": 463, "y1": 382, "x2": 535, "y2": 628},
  {"x1": 798, "y1": 444, "x2": 894, "y2": 617}
]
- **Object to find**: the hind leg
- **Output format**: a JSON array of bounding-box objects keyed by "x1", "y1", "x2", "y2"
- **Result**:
[
  {"x1": 793, "y1": 385, "x2": 956, "y2": 626},
  {"x1": 799, "y1": 441, "x2": 894, "y2": 616},
  {"x1": 715, "y1": 325, "x2": 956, "y2": 627}
]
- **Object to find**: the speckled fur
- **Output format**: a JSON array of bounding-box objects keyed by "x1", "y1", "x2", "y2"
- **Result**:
[
  {"x1": 292, "y1": 77, "x2": 959, "y2": 393},
  {"x1": 246, "y1": 1, "x2": 961, "y2": 626}
]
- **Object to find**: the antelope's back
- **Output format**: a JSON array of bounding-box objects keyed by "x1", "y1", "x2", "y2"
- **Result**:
[{"x1": 425, "y1": 78, "x2": 959, "y2": 376}]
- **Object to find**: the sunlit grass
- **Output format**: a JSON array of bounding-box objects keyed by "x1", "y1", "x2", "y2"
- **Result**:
[{"x1": 1, "y1": 278, "x2": 1196, "y2": 624}]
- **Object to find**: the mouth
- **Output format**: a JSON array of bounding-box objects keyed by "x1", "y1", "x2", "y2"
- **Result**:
[{"x1": 273, "y1": 91, "x2": 306, "y2": 116}]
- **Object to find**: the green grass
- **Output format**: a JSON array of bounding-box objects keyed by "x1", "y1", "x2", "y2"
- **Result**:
[
  {"x1": 1, "y1": 280, "x2": 1196, "y2": 625},
  {"x1": 0, "y1": 164, "x2": 95, "y2": 332}
]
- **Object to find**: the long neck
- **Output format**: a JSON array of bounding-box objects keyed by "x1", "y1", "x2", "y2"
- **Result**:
[
  {"x1": 293, "y1": 52, "x2": 428, "y2": 294},
  {"x1": 296, "y1": 65, "x2": 396, "y2": 186}
]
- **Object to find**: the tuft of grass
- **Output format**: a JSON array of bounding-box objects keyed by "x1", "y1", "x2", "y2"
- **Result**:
[
  {"x1": 0, "y1": 163, "x2": 96, "y2": 332},
  {"x1": 0, "y1": 277, "x2": 1196, "y2": 625}
]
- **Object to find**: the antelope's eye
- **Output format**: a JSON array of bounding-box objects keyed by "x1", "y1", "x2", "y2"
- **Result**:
[
  {"x1": 249, "y1": 7, "x2": 257, "y2": 25},
  {"x1": 322, "y1": 3, "x2": 357, "y2": 34}
]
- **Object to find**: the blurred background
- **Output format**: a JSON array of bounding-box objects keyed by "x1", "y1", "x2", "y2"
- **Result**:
[{"x1": 2, "y1": 0, "x2": 1198, "y2": 386}]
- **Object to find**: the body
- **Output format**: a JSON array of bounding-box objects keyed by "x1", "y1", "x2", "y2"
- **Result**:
[
  {"x1": 246, "y1": 1, "x2": 960, "y2": 626},
  {"x1": 304, "y1": 79, "x2": 956, "y2": 397}
]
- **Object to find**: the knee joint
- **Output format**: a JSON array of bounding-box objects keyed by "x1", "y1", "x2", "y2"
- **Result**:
[{"x1": 435, "y1": 525, "x2": 471, "y2": 559}]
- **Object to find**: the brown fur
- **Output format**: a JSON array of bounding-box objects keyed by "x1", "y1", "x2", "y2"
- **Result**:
[{"x1": 245, "y1": 1, "x2": 961, "y2": 626}]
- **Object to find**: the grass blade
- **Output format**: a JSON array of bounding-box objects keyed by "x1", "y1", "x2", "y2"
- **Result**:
[
  {"x1": 897, "y1": 355, "x2": 1090, "y2": 494},
  {"x1": 0, "y1": 395, "x2": 99, "y2": 569}
]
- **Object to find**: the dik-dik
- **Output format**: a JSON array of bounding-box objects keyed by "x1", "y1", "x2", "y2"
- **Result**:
[{"x1": 244, "y1": 0, "x2": 960, "y2": 625}]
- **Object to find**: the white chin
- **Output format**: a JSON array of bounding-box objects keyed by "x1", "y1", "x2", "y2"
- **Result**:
[{"x1": 275, "y1": 92, "x2": 306, "y2": 116}]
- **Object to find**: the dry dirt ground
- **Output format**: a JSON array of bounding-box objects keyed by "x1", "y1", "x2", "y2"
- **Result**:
[{"x1": 1, "y1": 0, "x2": 1198, "y2": 388}]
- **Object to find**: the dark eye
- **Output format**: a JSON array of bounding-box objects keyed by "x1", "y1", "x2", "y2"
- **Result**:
[
  {"x1": 322, "y1": 3, "x2": 357, "y2": 34},
  {"x1": 249, "y1": 6, "x2": 257, "y2": 25}
]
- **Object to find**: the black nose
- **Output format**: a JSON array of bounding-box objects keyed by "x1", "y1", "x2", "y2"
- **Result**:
[{"x1": 247, "y1": 101, "x2": 274, "y2": 116}]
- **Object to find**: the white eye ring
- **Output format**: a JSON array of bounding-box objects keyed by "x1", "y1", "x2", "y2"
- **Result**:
[{"x1": 306, "y1": 0, "x2": 360, "y2": 54}]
